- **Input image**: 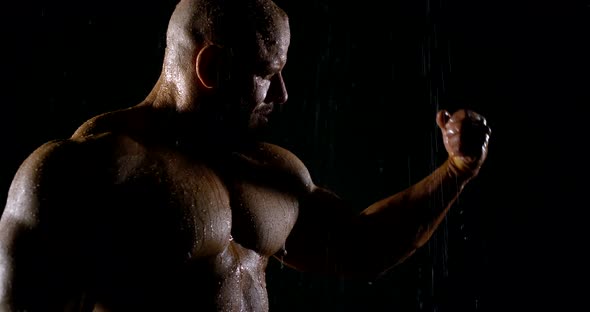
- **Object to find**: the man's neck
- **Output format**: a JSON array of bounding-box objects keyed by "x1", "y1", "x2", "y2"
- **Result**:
[
  {"x1": 141, "y1": 78, "x2": 265, "y2": 154},
  {"x1": 132, "y1": 103, "x2": 259, "y2": 155}
]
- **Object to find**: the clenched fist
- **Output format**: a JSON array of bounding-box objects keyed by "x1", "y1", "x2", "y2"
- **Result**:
[{"x1": 436, "y1": 109, "x2": 491, "y2": 177}]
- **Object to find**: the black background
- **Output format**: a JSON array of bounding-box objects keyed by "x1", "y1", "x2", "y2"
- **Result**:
[{"x1": 1, "y1": 0, "x2": 588, "y2": 311}]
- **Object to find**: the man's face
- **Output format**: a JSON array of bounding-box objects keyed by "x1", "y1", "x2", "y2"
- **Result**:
[{"x1": 221, "y1": 16, "x2": 290, "y2": 131}]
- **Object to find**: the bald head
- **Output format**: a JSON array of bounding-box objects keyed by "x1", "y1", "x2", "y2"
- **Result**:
[
  {"x1": 164, "y1": 0, "x2": 288, "y2": 72},
  {"x1": 153, "y1": 0, "x2": 289, "y2": 114}
]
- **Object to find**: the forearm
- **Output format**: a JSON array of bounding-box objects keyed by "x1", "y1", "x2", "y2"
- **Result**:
[
  {"x1": 283, "y1": 109, "x2": 490, "y2": 278},
  {"x1": 360, "y1": 159, "x2": 473, "y2": 248},
  {"x1": 330, "y1": 159, "x2": 474, "y2": 278},
  {"x1": 282, "y1": 159, "x2": 476, "y2": 278}
]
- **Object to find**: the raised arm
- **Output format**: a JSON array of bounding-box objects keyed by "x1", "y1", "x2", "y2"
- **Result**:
[
  {"x1": 279, "y1": 109, "x2": 491, "y2": 279},
  {"x1": 0, "y1": 140, "x2": 89, "y2": 311}
]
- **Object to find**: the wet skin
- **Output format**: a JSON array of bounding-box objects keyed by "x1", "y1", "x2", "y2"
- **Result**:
[
  {"x1": 0, "y1": 1, "x2": 490, "y2": 311},
  {"x1": 0, "y1": 9, "x2": 298, "y2": 310},
  {"x1": 0, "y1": 105, "x2": 489, "y2": 312},
  {"x1": 12, "y1": 124, "x2": 305, "y2": 311}
]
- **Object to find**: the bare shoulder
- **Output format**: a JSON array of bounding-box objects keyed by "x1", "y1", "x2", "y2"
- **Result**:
[
  {"x1": 71, "y1": 111, "x2": 117, "y2": 139},
  {"x1": 10, "y1": 139, "x2": 84, "y2": 187},
  {"x1": 70, "y1": 106, "x2": 142, "y2": 139},
  {"x1": 255, "y1": 143, "x2": 308, "y2": 171},
  {"x1": 2, "y1": 139, "x2": 84, "y2": 227},
  {"x1": 2, "y1": 132, "x2": 139, "y2": 234}
]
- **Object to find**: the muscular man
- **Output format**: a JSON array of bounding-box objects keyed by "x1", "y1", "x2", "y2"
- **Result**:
[{"x1": 0, "y1": 0, "x2": 490, "y2": 311}]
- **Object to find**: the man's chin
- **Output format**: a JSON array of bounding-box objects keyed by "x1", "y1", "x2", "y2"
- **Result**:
[{"x1": 248, "y1": 114, "x2": 271, "y2": 131}]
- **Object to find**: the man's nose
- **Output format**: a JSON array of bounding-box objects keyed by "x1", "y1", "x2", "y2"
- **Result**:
[{"x1": 267, "y1": 73, "x2": 288, "y2": 105}]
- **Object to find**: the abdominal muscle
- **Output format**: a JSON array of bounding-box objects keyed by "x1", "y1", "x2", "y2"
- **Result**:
[
  {"x1": 210, "y1": 241, "x2": 270, "y2": 312},
  {"x1": 85, "y1": 241, "x2": 270, "y2": 312}
]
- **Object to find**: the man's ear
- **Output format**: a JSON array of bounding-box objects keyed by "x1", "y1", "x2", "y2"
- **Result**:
[{"x1": 196, "y1": 44, "x2": 224, "y2": 89}]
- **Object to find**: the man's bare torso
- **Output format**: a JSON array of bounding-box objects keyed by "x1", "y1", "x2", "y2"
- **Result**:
[{"x1": 53, "y1": 107, "x2": 307, "y2": 311}]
